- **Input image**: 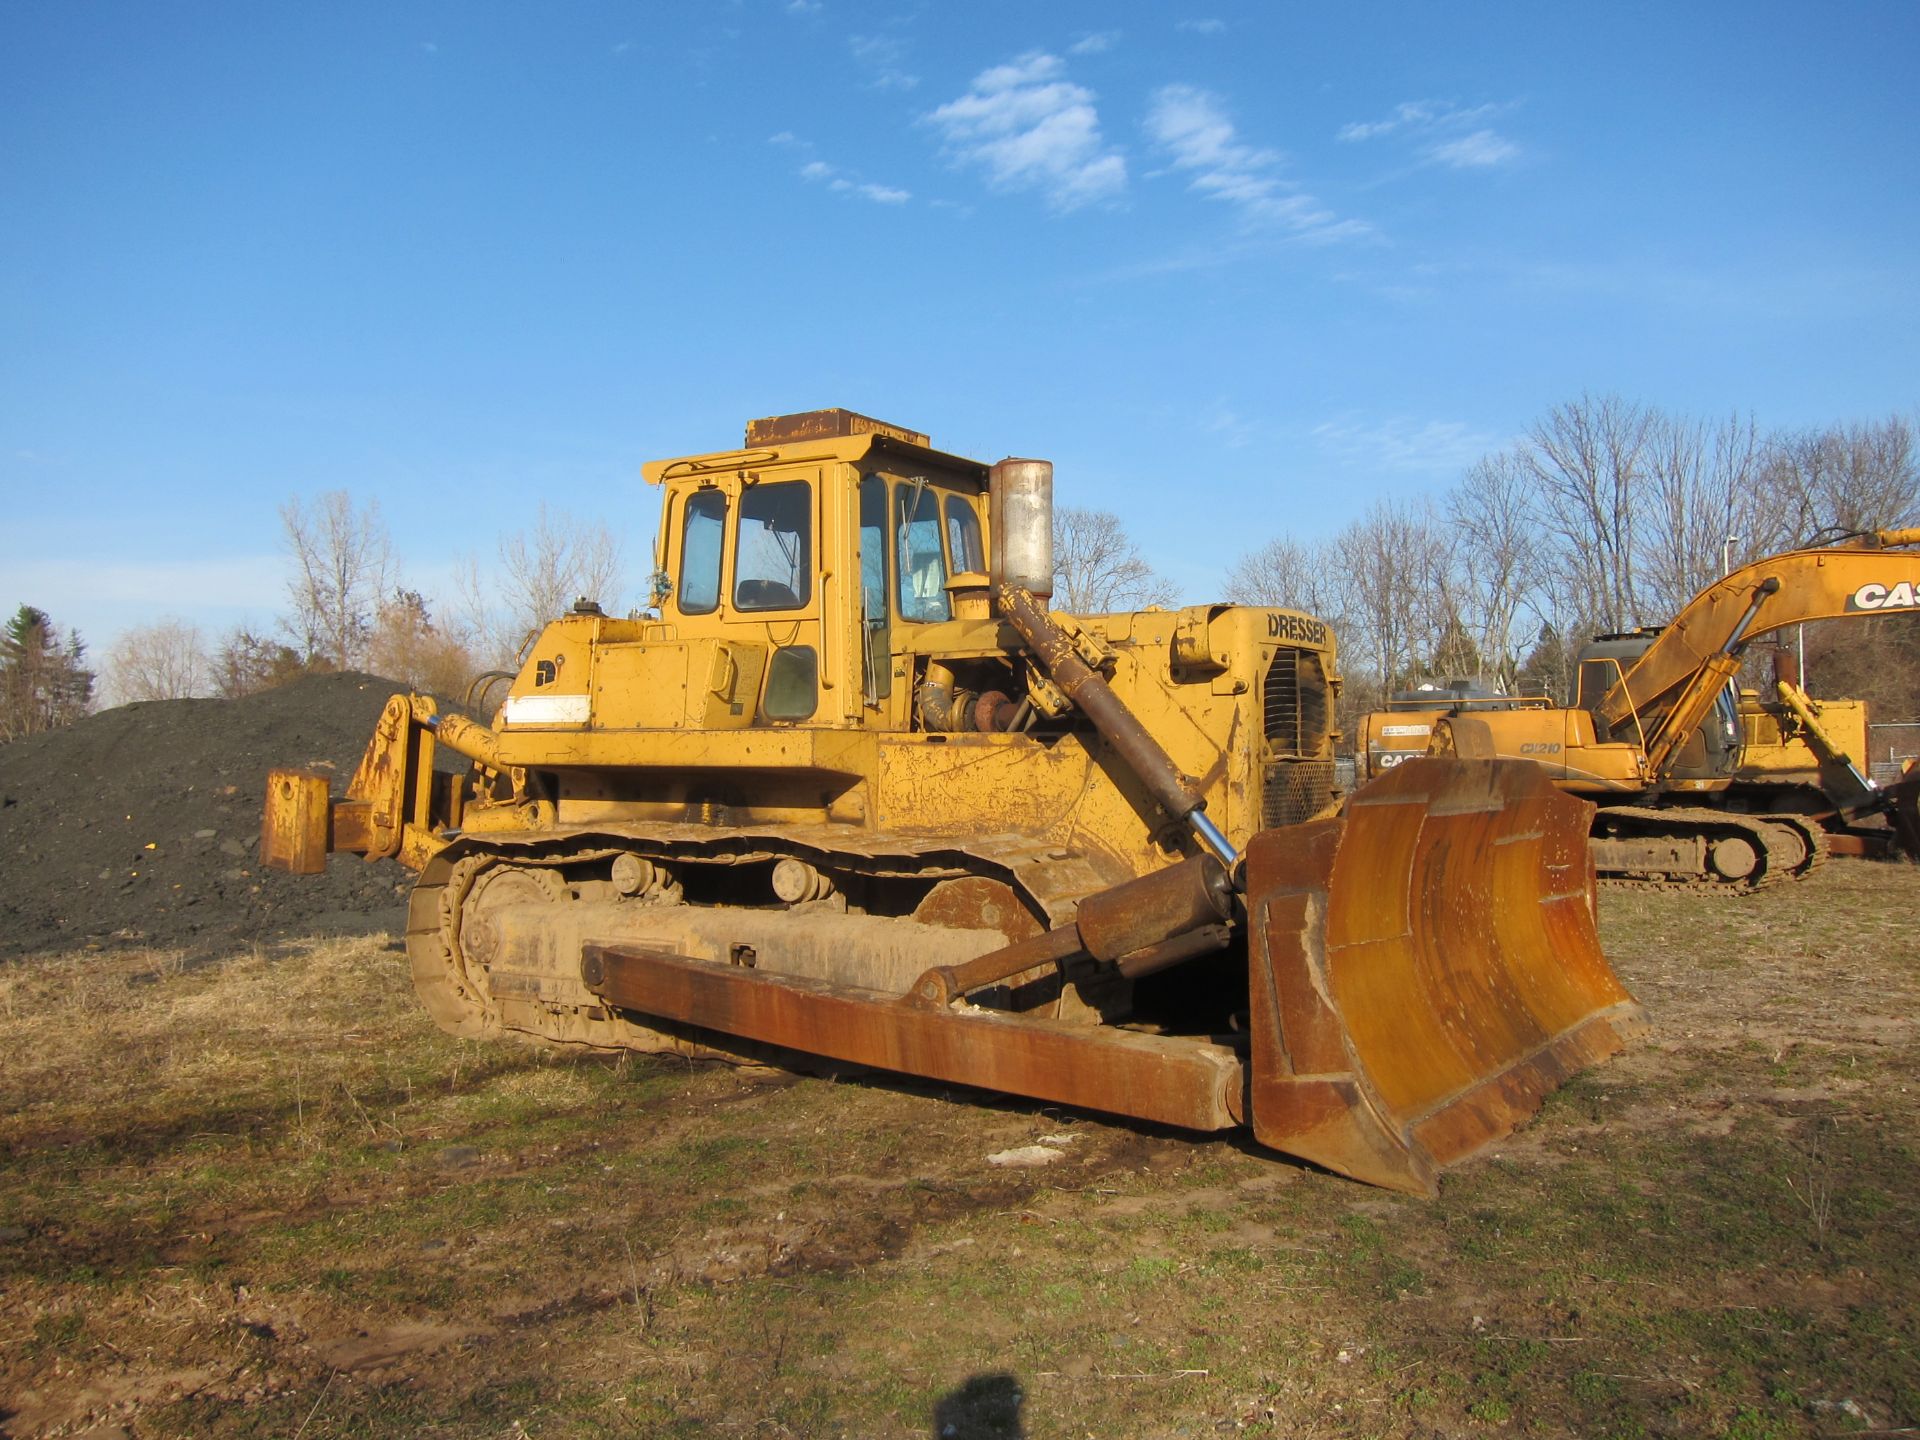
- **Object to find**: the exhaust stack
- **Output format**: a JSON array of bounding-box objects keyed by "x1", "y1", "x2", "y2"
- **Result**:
[{"x1": 990, "y1": 458, "x2": 1054, "y2": 603}]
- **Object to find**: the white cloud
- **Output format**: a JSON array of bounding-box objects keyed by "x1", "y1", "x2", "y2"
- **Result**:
[
  {"x1": 1145, "y1": 85, "x2": 1366, "y2": 241},
  {"x1": 1202, "y1": 402, "x2": 1255, "y2": 448},
  {"x1": 1177, "y1": 18, "x2": 1226, "y2": 35},
  {"x1": 831, "y1": 179, "x2": 911, "y2": 204},
  {"x1": 1426, "y1": 129, "x2": 1520, "y2": 169},
  {"x1": 1338, "y1": 100, "x2": 1444, "y2": 142},
  {"x1": 927, "y1": 52, "x2": 1127, "y2": 212},
  {"x1": 787, "y1": 143, "x2": 909, "y2": 205},
  {"x1": 1070, "y1": 30, "x2": 1120, "y2": 55},
  {"x1": 1336, "y1": 99, "x2": 1521, "y2": 168},
  {"x1": 1310, "y1": 414, "x2": 1498, "y2": 474},
  {"x1": 850, "y1": 33, "x2": 917, "y2": 91},
  {"x1": 26, "y1": 554, "x2": 287, "y2": 605},
  {"x1": 0, "y1": 553, "x2": 289, "y2": 657},
  {"x1": 786, "y1": 0, "x2": 822, "y2": 13}
]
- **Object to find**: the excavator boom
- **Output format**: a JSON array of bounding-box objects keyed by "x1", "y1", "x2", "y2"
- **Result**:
[{"x1": 1599, "y1": 529, "x2": 1920, "y2": 750}]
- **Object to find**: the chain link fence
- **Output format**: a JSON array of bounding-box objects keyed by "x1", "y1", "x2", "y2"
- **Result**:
[{"x1": 1869, "y1": 721, "x2": 1920, "y2": 784}]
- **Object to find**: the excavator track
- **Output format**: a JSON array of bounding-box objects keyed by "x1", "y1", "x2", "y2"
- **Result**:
[
  {"x1": 1589, "y1": 806, "x2": 1829, "y2": 893},
  {"x1": 1752, "y1": 812, "x2": 1829, "y2": 880}
]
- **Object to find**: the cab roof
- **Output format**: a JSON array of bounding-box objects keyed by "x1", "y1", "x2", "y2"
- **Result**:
[{"x1": 641, "y1": 409, "x2": 989, "y2": 487}]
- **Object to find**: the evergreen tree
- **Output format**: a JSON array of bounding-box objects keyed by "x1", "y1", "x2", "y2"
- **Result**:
[
  {"x1": 1425, "y1": 612, "x2": 1488, "y2": 686},
  {"x1": 1516, "y1": 625, "x2": 1575, "y2": 706},
  {"x1": 0, "y1": 604, "x2": 95, "y2": 742}
]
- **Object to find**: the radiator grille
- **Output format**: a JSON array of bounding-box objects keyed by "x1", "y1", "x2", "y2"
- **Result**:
[
  {"x1": 1263, "y1": 646, "x2": 1331, "y2": 756},
  {"x1": 1262, "y1": 759, "x2": 1337, "y2": 829}
]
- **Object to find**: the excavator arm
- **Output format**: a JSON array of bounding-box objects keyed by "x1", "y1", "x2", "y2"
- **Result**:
[
  {"x1": 1597, "y1": 529, "x2": 1920, "y2": 778},
  {"x1": 1772, "y1": 680, "x2": 1880, "y2": 820}
]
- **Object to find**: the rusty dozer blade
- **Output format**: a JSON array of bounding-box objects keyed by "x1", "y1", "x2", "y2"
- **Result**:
[{"x1": 1242, "y1": 757, "x2": 1645, "y2": 1195}]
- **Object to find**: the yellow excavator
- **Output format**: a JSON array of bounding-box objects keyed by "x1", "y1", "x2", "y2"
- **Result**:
[
  {"x1": 264, "y1": 409, "x2": 1642, "y2": 1194},
  {"x1": 1358, "y1": 531, "x2": 1920, "y2": 890}
]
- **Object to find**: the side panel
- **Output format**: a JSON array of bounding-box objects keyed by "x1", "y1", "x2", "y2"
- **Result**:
[
  {"x1": 1446, "y1": 711, "x2": 1646, "y2": 793},
  {"x1": 873, "y1": 733, "x2": 1150, "y2": 880},
  {"x1": 591, "y1": 643, "x2": 679, "y2": 729}
]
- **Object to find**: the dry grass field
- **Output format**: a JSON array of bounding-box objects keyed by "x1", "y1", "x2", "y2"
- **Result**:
[{"x1": 1, "y1": 861, "x2": 1915, "y2": 1439}]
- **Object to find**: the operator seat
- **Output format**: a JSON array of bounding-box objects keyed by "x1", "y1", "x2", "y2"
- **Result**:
[{"x1": 735, "y1": 579, "x2": 801, "y2": 611}]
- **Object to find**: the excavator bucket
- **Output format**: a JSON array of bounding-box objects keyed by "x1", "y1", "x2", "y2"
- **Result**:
[{"x1": 1242, "y1": 757, "x2": 1645, "y2": 1195}]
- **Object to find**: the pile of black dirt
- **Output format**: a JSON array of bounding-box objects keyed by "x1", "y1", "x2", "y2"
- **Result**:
[{"x1": 0, "y1": 673, "x2": 427, "y2": 961}]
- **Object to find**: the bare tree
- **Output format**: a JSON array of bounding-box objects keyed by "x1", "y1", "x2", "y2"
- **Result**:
[
  {"x1": 1334, "y1": 498, "x2": 1448, "y2": 694},
  {"x1": 1224, "y1": 506, "x2": 1447, "y2": 732},
  {"x1": 1634, "y1": 411, "x2": 1790, "y2": 618},
  {"x1": 105, "y1": 619, "x2": 212, "y2": 704},
  {"x1": 213, "y1": 627, "x2": 314, "y2": 698},
  {"x1": 1762, "y1": 414, "x2": 1919, "y2": 541},
  {"x1": 1517, "y1": 394, "x2": 1653, "y2": 631},
  {"x1": 1755, "y1": 414, "x2": 1920, "y2": 707},
  {"x1": 460, "y1": 505, "x2": 626, "y2": 668},
  {"x1": 1223, "y1": 535, "x2": 1347, "y2": 621},
  {"x1": 1225, "y1": 530, "x2": 1379, "y2": 735},
  {"x1": 1442, "y1": 452, "x2": 1542, "y2": 691},
  {"x1": 1052, "y1": 507, "x2": 1178, "y2": 613},
  {"x1": 281, "y1": 491, "x2": 394, "y2": 668}
]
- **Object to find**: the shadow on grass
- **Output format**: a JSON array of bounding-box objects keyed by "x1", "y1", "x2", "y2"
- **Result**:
[{"x1": 933, "y1": 1371, "x2": 1026, "y2": 1439}]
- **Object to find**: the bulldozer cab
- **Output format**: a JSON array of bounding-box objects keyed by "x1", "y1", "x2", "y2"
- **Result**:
[{"x1": 640, "y1": 410, "x2": 993, "y2": 732}]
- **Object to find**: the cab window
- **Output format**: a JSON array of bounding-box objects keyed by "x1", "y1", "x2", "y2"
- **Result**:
[
  {"x1": 763, "y1": 645, "x2": 819, "y2": 720},
  {"x1": 859, "y1": 475, "x2": 892, "y2": 699},
  {"x1": 945, "y1": 494, "x2": 984, "y2": 575},
  {"x1": 678, "y1": 489, "x2": 727, "y2": 615},
  {"x1": 734, "y1": 480, "x2": 812, "y2": 612},
  {"x1": 896, "y1": 481, "x2": 950, "y2": 622},
  {"x1": 1576, "y1": 660, "x2": 1617, "y2": 713}
]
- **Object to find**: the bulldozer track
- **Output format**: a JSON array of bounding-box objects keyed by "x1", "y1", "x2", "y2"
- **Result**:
[{"x1": 402, "y1": 830, "x2": 1110, "y2": 1057}]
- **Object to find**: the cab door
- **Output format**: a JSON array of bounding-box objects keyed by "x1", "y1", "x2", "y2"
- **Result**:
[{"x1": 728, "y1": 468, "x2": 833, "y2": 726}]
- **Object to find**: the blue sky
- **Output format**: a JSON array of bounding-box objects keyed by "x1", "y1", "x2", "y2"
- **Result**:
[{"x1": 4, "y1": 1, "x2": 1917, "y2": 658}]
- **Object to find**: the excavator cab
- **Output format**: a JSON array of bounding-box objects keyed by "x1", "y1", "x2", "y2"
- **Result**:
[{"x1": 1576, "y1": 631, "x2": 1741, "y2": 785}]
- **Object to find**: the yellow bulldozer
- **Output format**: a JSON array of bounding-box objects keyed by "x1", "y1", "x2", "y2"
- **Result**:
[
  {"x1": 1357, "y1": 531, "x2": 1920, "y2": 890},
  {"x1": 264, "y1": 409, "x2": 1642, "y2": 1194}
]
